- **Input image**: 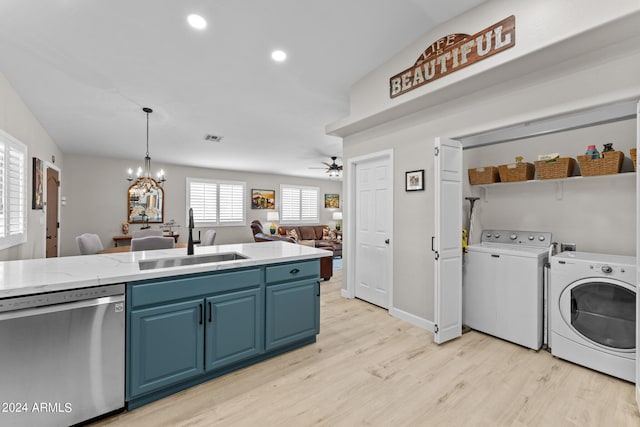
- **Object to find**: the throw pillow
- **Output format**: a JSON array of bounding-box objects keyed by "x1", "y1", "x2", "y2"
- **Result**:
[
  {"x1": 322, "y1": 227, "x2": 331, "y2": 240},
  {"x1": 329, "y1": 230, "x2": 337, "y2": 240},
  {"x1": 286, "y1": 228, "x2": 299, "y2": 242}
]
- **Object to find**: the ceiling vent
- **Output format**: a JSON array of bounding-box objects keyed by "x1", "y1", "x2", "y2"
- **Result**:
[{"x1": 204, "y1": 134, "x2": 223, "y2": 142}]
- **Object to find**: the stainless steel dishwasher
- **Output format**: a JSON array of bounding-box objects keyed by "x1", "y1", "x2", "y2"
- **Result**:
[{"x1": 0, "y1": 283, "x2": 125, "y2": 427}]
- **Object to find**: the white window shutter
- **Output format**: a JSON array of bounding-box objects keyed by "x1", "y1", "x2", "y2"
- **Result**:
[
  {"x1": 0, "y1": 129, "x2": 28, "y2": 249},
  {"x1": 281, "y1": 187, "x2": 300, "y2": 222},
  {"x1": 187, "y1": 178, "x2": 245, "y2": 227},
  {"x1": 219, "y1": 183, "x2": 244, "y2": 224},
  {"x1": 0, "y1": 142, "x2": 5, "y2": 239},
  {"x1": 280, "y1": 185, "x2": 319, "y2": 224},
  {"x1": 7, "y1": 147, "x2": 25, "y2": 235},
  {"x1": 189, "y1": 180, "x2": 217, "y2": 225}
]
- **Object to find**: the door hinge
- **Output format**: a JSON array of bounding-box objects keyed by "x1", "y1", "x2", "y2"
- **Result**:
[
  {"x1": 434, "y1": 146, "x2": 440, "y2": 156},
  {"x1": 57, "y1": 221, "x2": 60, "y2": 229},
  {"x1": 434, "y1": 324, "x2": 439, "y2": 333},
  {"x1": 434, "y1": 251, "x2": 439, "y2": 260}
]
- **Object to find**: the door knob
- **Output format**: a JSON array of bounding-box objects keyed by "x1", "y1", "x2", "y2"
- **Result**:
[
  {"x1": 46, "y1": 235, "x2": 53, "y2": 240},
  {"x1": 385, "y1": 239, "x2": 390, "y2": 244}
]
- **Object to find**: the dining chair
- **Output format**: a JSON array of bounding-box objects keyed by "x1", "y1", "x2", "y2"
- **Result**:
[
  {"x1": 131, "y1": 236, "x2": 175, "y2": 251},
  {"x1": 76, "y1": 233, "x2": 104, "y2": 255},
  {"x1": 131, "y1": 229, "x2": 163, "y2": 238},
  {"x1": 200, "y1": 229, "x2": 217, "y2": 246}
]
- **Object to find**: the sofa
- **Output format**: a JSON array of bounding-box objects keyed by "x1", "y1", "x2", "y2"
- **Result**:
[
  {"x1": 250, "y1": 220, "x2": 338, "y2": 281},
  {"x1": 276, "y1": 225, "x2": 342, "y2": 258}
]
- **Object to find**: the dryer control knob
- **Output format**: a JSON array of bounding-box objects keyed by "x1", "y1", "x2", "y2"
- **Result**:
[
  {"x1": 494, "y1": 233, "x2": 500, "y2": 238},
  {"x1": 528, "y1": 235, "x2": 534, "y2": 240},
  {"x1": 486, "y1": 233, "x2": 492, "y2": 238},
  {"x1": 509, "y1": 234, "x2": 517, "y2": 240},
  {"x1": 601, "y1": 265, "x2": 613, "y2": 274},
  {"x1": 538, "y1": 236, "x2": 546, "y2": 241}
]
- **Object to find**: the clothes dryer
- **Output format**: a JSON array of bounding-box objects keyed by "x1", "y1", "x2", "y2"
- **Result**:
[{"x1": 550, "y1": 251, "x2": 636, "y2": 382}]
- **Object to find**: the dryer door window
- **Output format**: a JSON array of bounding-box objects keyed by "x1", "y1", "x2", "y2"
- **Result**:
[{"x1": 570, "y1": 281, "x2": 635, "y2": 349}]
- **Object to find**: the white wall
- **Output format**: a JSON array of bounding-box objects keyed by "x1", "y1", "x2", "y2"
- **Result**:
[
  {"x1": 343, "y1": 0, "x2": 640, "y2": 123},
  {"x1": 335, "y1": 1, "x2": 640, "y2": 323},
  {"x1": 0, "y1": 71, "x2": 64, "y2": 261},
  {"x1": 61, "y1": 154, "x2": 342, "y2": 256}
]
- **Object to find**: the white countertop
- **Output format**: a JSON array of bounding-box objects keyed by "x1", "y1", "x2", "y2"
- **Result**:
[{"x1": 0, "y1": 241, "x2": 331, "y2": 298}]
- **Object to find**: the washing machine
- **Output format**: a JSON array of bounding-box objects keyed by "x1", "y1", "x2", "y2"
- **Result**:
[
  {"x1": 550, "y1": 251, "x2": 636, "y2": 382},
  {"x1": 463, "y1": 229, "x2": 552, "y2": 350}
]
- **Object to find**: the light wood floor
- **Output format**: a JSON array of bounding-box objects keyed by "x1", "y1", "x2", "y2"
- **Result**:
[{"x1": 93, "y1": 270, "x2": 640, "y2": 426}]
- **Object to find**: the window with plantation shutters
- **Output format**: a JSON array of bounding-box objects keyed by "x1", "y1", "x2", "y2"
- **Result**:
[
  {"x1": 280, "y1": 184, "x2": 319, "y2": 224},
  {"x1": 0, "y1": 129, "x2": 28, "y2": 250},
  {"x1": 186, "y1": 177, "x2": 245, "y2": 227}
]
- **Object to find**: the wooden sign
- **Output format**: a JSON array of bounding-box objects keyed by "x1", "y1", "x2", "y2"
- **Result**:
[{"x1": 390, "y1": 15, "x2": 515, "y2": 98}]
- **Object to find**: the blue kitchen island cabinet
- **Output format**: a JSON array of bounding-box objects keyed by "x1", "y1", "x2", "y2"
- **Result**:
[
  {"x1": 205, "y1": 287, "x2": 263, "y2": 371},
  {"x1": 265, "y1": 261, "x2": 321, "y2": 350},
  {"x1": 129, "y1": 299, "x2": 205, "y2": 398},
  {"x1": 126, "y1": 260, "x2": 320, "y2": 409}
]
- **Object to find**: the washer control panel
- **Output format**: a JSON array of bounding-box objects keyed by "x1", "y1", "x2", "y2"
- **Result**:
[{"x1": 481, "y1": 229, "x2": 552, "y2": 248}]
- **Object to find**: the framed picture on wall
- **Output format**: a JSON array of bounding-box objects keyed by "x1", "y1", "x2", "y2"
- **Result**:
[
  {"x1": 405, "y1": 169, "x2": 424, "y2": 191},
  {"x1": 324, "y1": 193, "x2": 339, "y2": 208},
  {"x1": 32, "y1": 157, "x2": 44, "y2": 209},
  {"x1": 251, "y1": 189, "x2": 275, "y2": 209}
]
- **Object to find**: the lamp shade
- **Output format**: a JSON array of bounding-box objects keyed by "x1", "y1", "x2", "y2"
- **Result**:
[
  {"x1": 332, "y1": 212, "x2": 342, "y2": 220},
  {"x1": 267, "y1": 212, "x2": 280, "y2": 221}
]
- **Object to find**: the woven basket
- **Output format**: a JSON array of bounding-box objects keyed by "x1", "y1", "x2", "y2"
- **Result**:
[
  {"x1": 468, "y1": 166, "x2": 500, "y2": 185},
  {"x1": 498, "y1": 162, "x2": 535, "y2": 182},
  {"x1": 576, "y1": 151, "x2": 624, "y2": 176},
  {"x1": 631, "y1": 148, "x2": 637, "y2": 172},
  {"x1": 534, "y1": 157, "x2": 576, "y2": 180}
]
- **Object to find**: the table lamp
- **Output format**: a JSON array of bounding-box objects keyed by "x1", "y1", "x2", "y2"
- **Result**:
[
  {"x1": 332, "y1": 211, "x2": 342, "y2": 231},
  {"x1": 267, "y1": 212, "x2": 279, "y2": 234}
]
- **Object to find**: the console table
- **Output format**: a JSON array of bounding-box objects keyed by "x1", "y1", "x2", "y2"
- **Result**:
[{"x1": 113, "y1": 234, "x2": 180, "y2": 247}]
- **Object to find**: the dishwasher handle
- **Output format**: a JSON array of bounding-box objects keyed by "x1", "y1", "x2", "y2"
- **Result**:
[{"x1": 0, "y1": 294, "x2": 124, "y2": 321}]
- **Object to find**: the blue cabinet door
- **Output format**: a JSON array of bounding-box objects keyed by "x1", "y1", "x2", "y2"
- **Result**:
[
  {"x1": 265, "y1": 280, "x2": 319, "y2": 351},
  {"x1": 129, "y1": 299, "x2": 204, "y2": 398},
  {"x1": 205, "y1": 288, "x2": 264, "y2": 371}
]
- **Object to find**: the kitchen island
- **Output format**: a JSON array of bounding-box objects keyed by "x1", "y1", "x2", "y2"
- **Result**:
[{"x1": 0, "y1": 241, "x2": 330, "y2": 423}]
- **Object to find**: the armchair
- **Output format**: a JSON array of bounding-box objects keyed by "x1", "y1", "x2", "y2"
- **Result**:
[{"x1": 250, "y1": 220, "x2": 294, "y2": 243}]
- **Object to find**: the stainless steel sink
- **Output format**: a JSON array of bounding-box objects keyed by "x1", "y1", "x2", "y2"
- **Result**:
[{"x1": 138, "y1": 252, "x2": 248, "y2": 270}]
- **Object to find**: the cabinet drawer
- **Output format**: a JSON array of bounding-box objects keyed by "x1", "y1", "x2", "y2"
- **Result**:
[
  {"x1": 265, "y1": 260, "x2": 319, "y2": 283},
  {"x1": 129, "y1": 268, "x2": 261, "y2": 308}
]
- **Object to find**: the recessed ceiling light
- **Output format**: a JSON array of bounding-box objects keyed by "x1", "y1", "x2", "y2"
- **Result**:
[
  {"x1": 271, "y1": 50, "x2": 287, "y2": 62},
  {"x1": 187, "y1": 14, "x2": 207, "y2": 30}
]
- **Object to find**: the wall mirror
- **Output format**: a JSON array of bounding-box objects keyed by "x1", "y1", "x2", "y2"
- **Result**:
[{"x1": 128, "y1": 182, "x2": 164, "y2": 224}]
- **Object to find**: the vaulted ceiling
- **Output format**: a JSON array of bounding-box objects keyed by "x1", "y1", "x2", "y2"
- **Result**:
[{"x1": 0, "y1": 0, "x2": 485, "y2": 179}]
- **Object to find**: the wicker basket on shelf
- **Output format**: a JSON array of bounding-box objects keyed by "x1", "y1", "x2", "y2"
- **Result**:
[
  {"x1": 468, "y1": 166, "x2": 500, "y2": 185},
  {"x1": 534, "y1": 157, "x2": 576, "y2": 180},
  {"x1": 576, "y1": 151, "x2": 624, "y2": 176},
  {"x1": 498, "y1": 162, "x2": 535, "y2": 182},
  {"x1": 631, "y1": 148, "x2": 637, "y2": 172}
]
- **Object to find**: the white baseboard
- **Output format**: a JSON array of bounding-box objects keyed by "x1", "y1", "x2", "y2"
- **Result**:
[
  {"x1": 341, "y1": 288, "x2": 353, "y2": 299},
  {"x1": 389, "y1": 307, "x2": 433, "y2": 331}
]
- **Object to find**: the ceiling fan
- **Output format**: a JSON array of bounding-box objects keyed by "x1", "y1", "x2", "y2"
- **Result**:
[{"x1": 310, "y1": 156, "x2": 343, "y2": 177}]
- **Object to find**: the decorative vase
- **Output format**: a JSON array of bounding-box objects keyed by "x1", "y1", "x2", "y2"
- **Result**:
[
  {"x1": 122, "y1": 221, "x2": 129, "y2": 235},
  {"x1": 270, "y1": 223, "x2": 276, "y2": 234}
]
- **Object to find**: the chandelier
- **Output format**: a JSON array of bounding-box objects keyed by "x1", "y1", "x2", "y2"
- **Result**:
[{"x1": 127, "y1": 107, "x2": 166, "y2": 196}]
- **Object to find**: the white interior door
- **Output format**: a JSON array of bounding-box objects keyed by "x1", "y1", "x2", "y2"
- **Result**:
[
  {"x1": 434, "y1": 137, "x2": 462, "y2": 344},
  {"x1": 354, "y1": 155, "x2": 392, "y2": 308}
]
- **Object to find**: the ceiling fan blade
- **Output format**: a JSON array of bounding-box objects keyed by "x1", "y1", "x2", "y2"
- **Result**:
[
  {"x1": 321, "y1": 162, "x2": 332, "y2": 167},
  {"x1": 337, "y1": 166, "x2": 343, "y2": 171}
]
